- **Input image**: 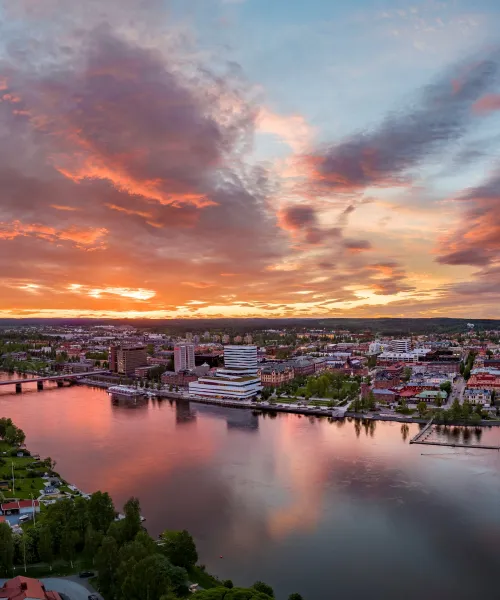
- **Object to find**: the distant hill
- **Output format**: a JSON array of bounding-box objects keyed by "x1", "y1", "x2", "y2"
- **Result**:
[{"x1": 0, "y1": 317, "x2": 498, "y2": 335}]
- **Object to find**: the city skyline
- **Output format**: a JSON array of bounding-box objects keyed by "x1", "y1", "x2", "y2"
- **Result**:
[{"x1": 1, "y1": 0, "x2": 500, "y2": 319}]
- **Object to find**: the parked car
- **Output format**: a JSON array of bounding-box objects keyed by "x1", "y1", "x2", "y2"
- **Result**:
[{"x1": 79, "y1": 570, "x2": 95, "y2": 578}]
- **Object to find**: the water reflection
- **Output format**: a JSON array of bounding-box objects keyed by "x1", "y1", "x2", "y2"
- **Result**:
[{"x1": 0, "y1": 377, "x2": 499, "y2": 600}]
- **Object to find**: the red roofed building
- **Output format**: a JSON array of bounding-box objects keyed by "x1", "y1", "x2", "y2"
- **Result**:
[
  {"x1": 467, "y1": 373, "x2": 500, "y2": 391},
  {"x1": 0, "y1": 500, "x2": 40, "y2": 515},
  {"x1": 0, "y1": 576, "x2": 62, "y2": 600}
]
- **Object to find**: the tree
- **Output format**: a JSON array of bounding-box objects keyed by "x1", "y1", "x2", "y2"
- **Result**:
[
  {"x1": 84, "y1": 526, "x2": 103, "y2": 564},
  {"x1": 462, "y1": 400, "x2": 472, "y2": 422},
  {"x1": 61, "y1": 527, "x2": 78, "y2": 568},
  {"x1": 451, "y1": 398, "x2": 462, "y2": 421},
  {"x1": 96, "y1": 535, "x2": 120, "y2": 598},
  {"x1": 403, "y1": 367, "x2": 412, "y2": 382},
  {"x1": 470, "y1": 413, "x2": 482, "y2": 425},
  {"x1": 38, "y1": 526, "x2": 54, "y2": 569},
  {"x1": 363, "y1": 391, "x2": 376, "y2": 411},
  {"x1": 123, "y1": 496, "x2": 142, "y2": 541},
  {"x1": 121, "y1": 554, "x2": 188, "y2": 600},
  {"x1": 440, "y1": 381, "x2": 452, "y2": 395},
  {"x1": 463, "y1": 366, "x2": 471, "y2": 380},
  {"x1": 459, "y1": 361, "x2": 465, "y2": 376},
  {"x1": 44, "y1": 457, "x2": 57, "y2": 472},
  {"x1": 0, "y1": 522, "x2": 14, "y2": 575},
  {"x1": 159, "y1": 529, "x2": 198, "y2": 570},
  {"x1": 253, "y1": 581, "x2": 275, "y2": 597},
  {"x1": 223, "y1": 580, "x2": 234, "y2": 588},
  {"x1": 4, "y1": 425, "x2": 25, "y2": 446},
  {"x1": 417, "y1": 402, "x2": 427, "y2": 418},
  {"x1": 88, "y1": 491, "x2": 116, "y2": 533},
  {"x1": 289, "y1": 595, "x2": 304, "y2": 600}
]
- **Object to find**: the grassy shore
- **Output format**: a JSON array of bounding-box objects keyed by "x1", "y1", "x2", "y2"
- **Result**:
[{"x1": 0, "y1": 440, "x2": 69, "y2": 501}]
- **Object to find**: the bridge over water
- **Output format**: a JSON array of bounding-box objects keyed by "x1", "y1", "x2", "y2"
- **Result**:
[{"x1": 0, "y1": 370, "x2": 109, "y2": 393}]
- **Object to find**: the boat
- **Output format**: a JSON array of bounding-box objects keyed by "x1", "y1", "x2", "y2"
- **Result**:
[{"x1": 108, "y1": 385, "x2": 144, "y2": 398}]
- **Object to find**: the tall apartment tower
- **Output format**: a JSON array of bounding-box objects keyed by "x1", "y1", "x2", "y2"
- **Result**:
[
  {"x1": 391, "y1": 339, "x2": 412, "y2": 353},
  {"x1": 174, "y1": 344, "x2": 195, "y2": 372},
  {"x1": 109, "y1": 344, "x2": 148, "y2": 375}
]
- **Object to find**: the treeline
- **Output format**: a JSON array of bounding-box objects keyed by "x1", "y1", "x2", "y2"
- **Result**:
[{"x1": 433, "y1": 398, "x2": 488, "y2": 425}]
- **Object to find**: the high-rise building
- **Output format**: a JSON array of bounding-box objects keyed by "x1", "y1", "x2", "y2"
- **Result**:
[
  {"x1": 222, "y1": 334, "x2": 230, "y2": 344},
  {"x1": 391, "y1": 339, "x2": 412, "y2": 353},
  {"x1": 244, "y1": 334, "x2": 253, "y2": 344},
  {"x1": 109, "y1": 344, "x2": 148, "y2": 375},
  {"x1": 174, "y1": 344, "x2": 195, "y2": 372},
  {"x1": 185, "y1": 332, "x2": 193, "y2": 342},
  {"x1": 189, "y1": 345, "x2": 261, "y2": 400}
]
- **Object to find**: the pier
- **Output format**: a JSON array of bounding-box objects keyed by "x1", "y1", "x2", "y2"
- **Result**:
[
  {"x1": 410, "y1": 418, "x2": 500, "y2": 450},
  {"x1": 409, "y1": 418, "x2": 434, "y2": 444}
]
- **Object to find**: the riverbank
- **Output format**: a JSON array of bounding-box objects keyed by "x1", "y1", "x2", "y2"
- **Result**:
[{"x1": 79, "y1": 379, "x2": 500, "y2": 428}]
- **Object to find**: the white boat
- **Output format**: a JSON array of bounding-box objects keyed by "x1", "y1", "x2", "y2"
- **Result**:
[{"x1": 108, "y1": 385, "x2": 144, "y2": 397}]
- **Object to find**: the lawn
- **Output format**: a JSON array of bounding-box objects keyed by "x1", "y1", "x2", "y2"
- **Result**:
[
  {"x1": 0, "y1": 442, "x2": 54, "y2": 499},
  {"x1": 310, "y1": 400, "x2": 334, "y2": 407}
]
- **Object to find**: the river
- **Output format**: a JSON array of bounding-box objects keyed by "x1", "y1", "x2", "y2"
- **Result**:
[{"x1": 1, "y1": 373, "x2": 499, "y2": 600}]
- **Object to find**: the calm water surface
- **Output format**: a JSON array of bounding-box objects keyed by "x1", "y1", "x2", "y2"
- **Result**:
[{"x1": 1, "y1": 374, "x2": 500, "y2": 600}]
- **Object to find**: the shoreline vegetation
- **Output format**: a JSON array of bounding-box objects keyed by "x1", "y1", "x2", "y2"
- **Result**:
[{"x1": 0, "y1": 419, "x2": 305, "y2": 600}]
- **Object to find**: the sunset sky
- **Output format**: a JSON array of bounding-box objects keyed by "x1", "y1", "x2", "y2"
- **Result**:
[{"x1": 1, "y1": 0, "x2": 500, "y2": 319}]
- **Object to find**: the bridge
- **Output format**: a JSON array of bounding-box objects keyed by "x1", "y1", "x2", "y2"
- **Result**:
[{"x1": 0, "y1": 371, "x2": 109, "y2": 393}]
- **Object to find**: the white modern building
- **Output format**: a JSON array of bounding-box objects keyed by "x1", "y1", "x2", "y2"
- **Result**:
[
  {"x1": 174, "y1": 344, "x2": 195, "y2": 372},
  {"x1": 189, "y1": 345, "x2": 261, "y2": 400},
  {"x1": 378, "y1": 348, "x2": 430, "y2": 363},
  {"x1": 391, "y1": 339, "x2": 412, "y2": 353}
]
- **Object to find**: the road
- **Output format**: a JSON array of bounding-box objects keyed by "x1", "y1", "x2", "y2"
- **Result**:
[
  {"x1": 451, "y1": 376, "x2": 466, "y2": 405},
  {"x1": 0, "y1": 576, "x2": 101, "y2": 600}
]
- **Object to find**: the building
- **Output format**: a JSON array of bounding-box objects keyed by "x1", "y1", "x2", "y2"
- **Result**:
[
  {"x1": 222, "y1": 335, "x2": 230, "y2": 344},
  {"x1": 391, "y1": 339, "x2": 412, "y2": 353},
  {"x1": 244, "y1": 334, "x2": 253, "y2": 344},
  {"x1": 414, "y1": 390, "x2": 447, "y2": 403},
  {"x1": 260, "y1": 363, "x2": 295, "y2": 387},
  {"x1": 0, "y1": 500, "x2": 41, "y2": 516},
  {"x1": 467, "y1": 373, "x2": 500, "y2": 391},
  {"x1": 0, "y1": 576, "x2": 62, "y2": 600},
  {"x1": 289, "y1": 357, "x2": 316, "y2": 376},
  {"x1": 109, "y1": 344, "x2": 148, "y2": 375},
  {"x1": 374, "y1": 368, "x2": 401, "y2": 389},
  {"x1": 372, "y1": 388, "x2": 397, "y2": 403},
  {"x1": 174, "y1": 344, "x2": 195, "y2": 372},
  {"x1": 464, "y1": 388, "x2": 493, "y2": 405},
  {"x1": 161, "y1": 370, "x2": 199, "y2": 387},
  {"x1": 377, "y1": 349, "x2": 429, "y2": 364},
  {"x1": 189, "y1": 345, "x2": 261, "y2": 400},
  {"x1": 134, "y1": 365, "x2": 157, "y2": 377}
]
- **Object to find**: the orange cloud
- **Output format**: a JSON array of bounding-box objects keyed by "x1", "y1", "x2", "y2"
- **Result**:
[
  {"x1": 472, "y1": 94, "x2": 500, "y2": 114},
  {"x1": 0, "y1": 221, "x2": 107, "y2": 249}
]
